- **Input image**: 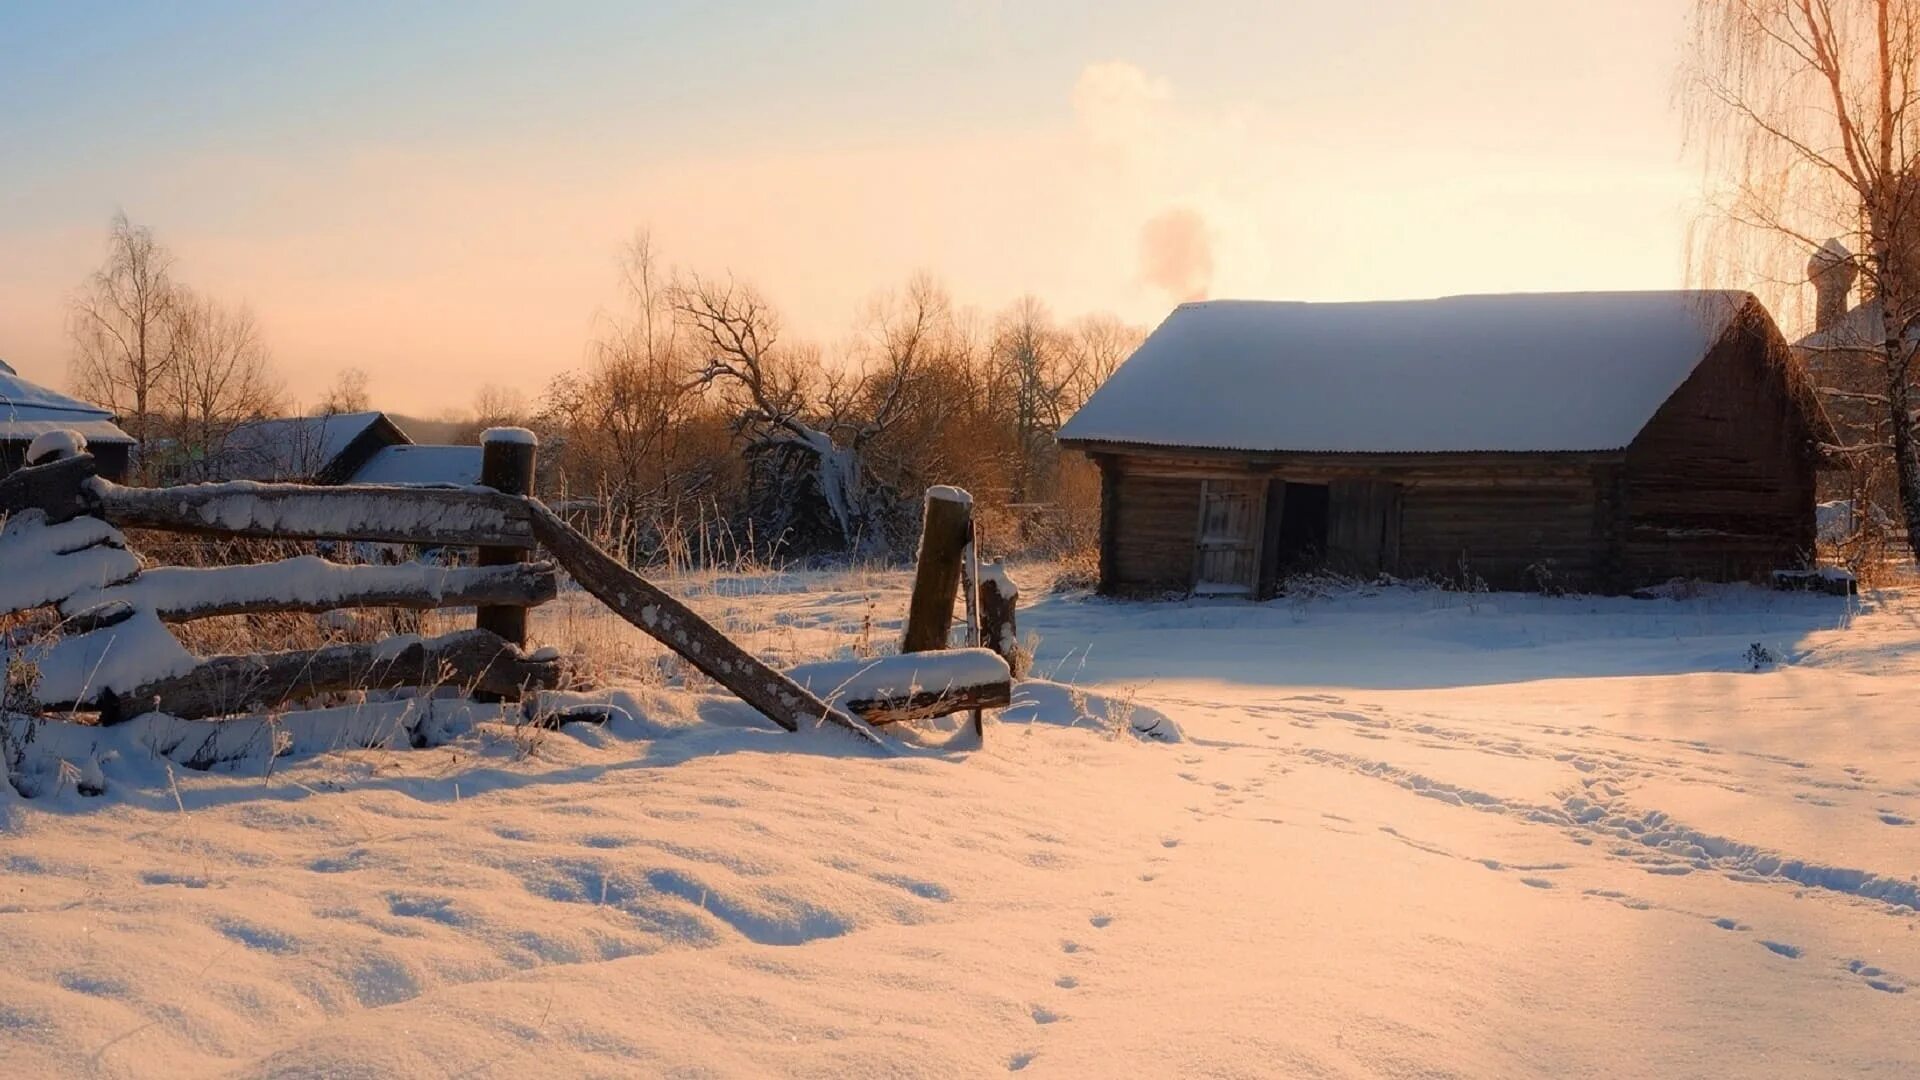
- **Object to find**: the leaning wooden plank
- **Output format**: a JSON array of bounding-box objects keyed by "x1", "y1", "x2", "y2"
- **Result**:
[
  {"x1": 84, "y1": 628, "x2": 564, "y2": 723},
  {"x1": 786, "y1": 648, "x2": 1012, "y2": 725},
  {"x1": 60, "y1": 557, "x2": 559, "y2": 622},
  {"x1": 0, "y1": 452, "x2": 96, "y2": 521},
  {"x1": 522, "y1": 498, "x2": 882, "y2": 746},
  {"x1": 84, "y1": 478, "x2": 536, "y2": 548}
]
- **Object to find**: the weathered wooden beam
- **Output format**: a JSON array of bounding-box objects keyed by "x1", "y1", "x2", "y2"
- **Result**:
[
  {"x1": 84, "y1": 478, "x2": 536, "y2": 549},
  {"x1": 0, "y1": 453, "x2": 96, "y2": 522},
  {"x1": 786, "y1": 648, "x2": 1011, "y2": 728},
  {"x1": 60, "y1": 557, "x2": 558, "y2": 623},
  {"x1": 522, "y1": 497, "x2": 882, "y2": 745},
  {"x1": 844, "y1": 681, "x2": 1012, "y2": 725},
  {"x1": 903, "y1": 486, "x2": 972, "y2": 653},
  {"x1": 88, "y1": 628, "x2": 563, "y2": 723}
]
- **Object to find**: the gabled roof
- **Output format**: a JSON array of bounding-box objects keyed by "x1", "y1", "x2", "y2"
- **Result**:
[
  {"x1": 350, "y1": 444, "x2": 482, "y2": 486},
  {"x1": 217, "y1": 411, "x2": 398, "y2": 480},
  {"x1": 1058, "y1": 291, "x2": 1760, "y2": 455},
  {"x1": 0, "y1": 359, "x2": 135, "y2": 445}
]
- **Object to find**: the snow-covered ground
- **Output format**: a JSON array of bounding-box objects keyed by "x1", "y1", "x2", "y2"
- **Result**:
[{"x1": 5, "y1": 568, "x2": 1920, "y2": 1076}]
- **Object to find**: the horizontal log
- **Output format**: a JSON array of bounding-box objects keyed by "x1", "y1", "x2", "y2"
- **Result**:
[
  {"x1": 786, "y1": 648, "x2": 1012, "y2": 725},
  {"x1": 90, "y1": 628, "x2": 564, "y2": 723},
  {"x1": 843, "y1": 681, "x2": 1012, "y2": 725},
  {"x1": 84, "y1": 478, "x2": 536, "y2": 549},
  {"x1": 60, "y1": 557, "x2": 558, "y2": 622}
]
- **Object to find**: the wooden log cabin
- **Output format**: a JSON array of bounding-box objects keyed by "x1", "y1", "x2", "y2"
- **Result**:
[{"x1": 1057, "y1": 292, "x2": 1828, "y2": 596}]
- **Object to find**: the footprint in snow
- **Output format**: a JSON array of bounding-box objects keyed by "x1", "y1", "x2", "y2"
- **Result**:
[
  {"x1": 1878, "y1": 812, "x2": 1913, "y2": 826},
  {"x1": 1520, "y1": 877, "x2": 1555, "y2": 889},
  {"x1": 1061, "y1": 940, "x2": 1081, "y2": 954},
  {"x1": 1089, "y1": 914, "x2": 1113, "y2": 928},
  {"x1": 1030, "y1": 1005, "x2": 1062, "y2": 1025},
  {"x1": 1762, "y1": 941, "x2": 1803, "y2": 959},
  {"x1": 1847, "y1": 959, "x2": 1908, "y2": 994},
  {"x1": 1055, "y1": 975, "x2": 1079, "y2": 989},
  {"x1": 1712, "y1": 917, "x2": 1749, "y2": 931},
  {"x1": 1161, "y1": 838, "x2": 1181, "y2": 848},
  {"x1": 1008, "y1": 1052, "x2": 1036, "y2": 1072}
]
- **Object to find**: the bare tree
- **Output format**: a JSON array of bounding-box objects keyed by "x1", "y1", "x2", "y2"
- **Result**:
[
  {"x1": 68, "y1": 212, "x2": 177, "y2": 477},
  {"x1": 156, "y1": 289, "x2": 284, "y2": 481},
  {"x1": 673, "y1": 271, "x2": 946, "y2": 557},
  {"x1": 321, "y1": 367, "x2": 371, "y2": 414},
  {"x1": 1065, "y1": 312, "x2": 1142, "y2": 408},
  {"x1": 540, "y1": 232, "x2": 712, "y2": 543},
  {"x1": 471, "y1": 384, "x2": 529, "y2": 431},
  {"x1": 1687, "y1": 0, "x2": 1920, "y2": 559},
  {"x1": 990, "y1": 296, "x2": 1083, "y2": 505}
]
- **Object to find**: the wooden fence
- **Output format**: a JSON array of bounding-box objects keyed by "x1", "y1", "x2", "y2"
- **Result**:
[{"x1": 2, "y1": 430, "x2": 1016, "y2": 769}]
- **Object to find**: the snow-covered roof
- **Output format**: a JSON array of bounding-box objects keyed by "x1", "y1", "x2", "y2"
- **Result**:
[
  {"x1": 1058, "y1": 291, "x2": 1759, "y2": 454},
  {"x1": 0, "y1": 359, "x2": 135, "y2": 445},
  {"x1": 351, "y1": 444, "x2": 483, "y2": 486},
  {"x1": 218, "y1": 411, "x2": 397, "y2": 480}
]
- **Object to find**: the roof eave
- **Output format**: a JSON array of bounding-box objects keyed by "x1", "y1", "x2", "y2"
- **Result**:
[{"x1": 1059, "y1": 436, "x2": 1630, "y2": 461}]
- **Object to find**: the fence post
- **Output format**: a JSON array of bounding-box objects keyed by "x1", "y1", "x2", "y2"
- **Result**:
[
  {"x1": 902, "y1": 486, "x2": 972, "y2": 654},
  {"x1": 476, "y1": 428, "x2": 537, "y2": 650},
  {"x1": 979, "y1": 560, "x2": 1023, "y2": 677}
]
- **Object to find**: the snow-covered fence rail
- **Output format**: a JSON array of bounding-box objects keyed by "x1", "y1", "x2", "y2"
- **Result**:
[
  {"x1": 57, "y1": 557, "x2": 558, "y2": 623},
  {"x1": 85, "y1": 477, "x2": 537, "y2": 549},
  {"x1": 85, "y1": 630, "x2": 564, "y2": 723}
]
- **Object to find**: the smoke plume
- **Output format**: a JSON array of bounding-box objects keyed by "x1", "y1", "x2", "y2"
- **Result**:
[{"x1": 1138, "y1": 208, "x2": 1213, "y2": 303}]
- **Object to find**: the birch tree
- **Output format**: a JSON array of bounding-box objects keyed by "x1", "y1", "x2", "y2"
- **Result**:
[
  {"x1": 1686, "y1": 0, "x2": 1920, "y2": 559},
  {"x1": 68, "y1": 212, "x2": 177, "y2": 477}
]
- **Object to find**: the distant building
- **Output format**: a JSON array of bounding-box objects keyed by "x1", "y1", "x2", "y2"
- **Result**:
[
  {"x1": 1059, "y1": 292, "x2": 1827, "y2": 596},
  {"x1": 349, "y1": 443, "x2": 482, "y2": 486},
  {"x1": 212, "y1": 411, "x2": 412, "y2": 483},
  {"x1": 0, "y1": 360, "x2": 134, "y2": 479},
  {"x1": 1790, "y1": 240, "x2": 1897, "y2": 523},
  {"x1": 205, "y1": 411, "x2": 488, "y2": 490}
]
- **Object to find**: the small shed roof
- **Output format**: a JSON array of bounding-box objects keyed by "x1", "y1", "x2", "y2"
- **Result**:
[
  {"x1": 350, "y1": 444, "x2": 482, "y2": 486},
  {"x1": 0, "y1": 360, "x2": 135, "y2": 446},
  {"x1": 218, "y1": 411, "x2": 396, "y2": 480},
  {"x1": 1058, "y1": 291, "x2": 1761, "y2": 455}
]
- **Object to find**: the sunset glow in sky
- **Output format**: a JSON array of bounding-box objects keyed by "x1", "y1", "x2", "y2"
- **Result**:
[{"x1": 2, "y1": 0, "x2": 1700, "y2": 415}]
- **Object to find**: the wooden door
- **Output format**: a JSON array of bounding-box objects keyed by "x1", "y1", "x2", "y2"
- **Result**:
[
  {"x1": 1192, "y1": 479, "x2": 1265, "y2": 595},
  {"x1": 1327, "y1": 479, "x2": 1402, "y2": 577}
]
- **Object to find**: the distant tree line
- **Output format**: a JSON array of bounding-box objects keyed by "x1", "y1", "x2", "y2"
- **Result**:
[
  {"x1": 530, "y1": 232, "x2": 1137, "y2": 565},
  {"x1": 60, "y1": 218, "x2": 1134, "y2": 565}
]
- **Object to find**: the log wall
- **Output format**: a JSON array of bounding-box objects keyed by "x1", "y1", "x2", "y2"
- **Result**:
[
  {"x1": 1098, "y1": 453, "x2": 1610, "y2": 593},
  {"x1": 1620, "y1": 318, "x2": 1818, "y2": 587},
  {"x1": 1106, "y1": 470, "x2": 1203, "y2": 592}
]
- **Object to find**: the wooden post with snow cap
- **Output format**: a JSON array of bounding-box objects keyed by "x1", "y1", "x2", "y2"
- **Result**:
[
  {"x1": 475, "y1": 428, "x2": 538, "y2": 652},
  {"x1": 903, "y1": 485, "x2": 972, "y2": 654},
  {"x1": 978, "y1": 560, "x2": 1023, "y2": 677}
]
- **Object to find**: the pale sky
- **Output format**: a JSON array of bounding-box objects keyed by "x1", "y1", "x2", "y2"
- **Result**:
[{"x1": 0, "y1": 0, "x2": 1708, "y2": 416}]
